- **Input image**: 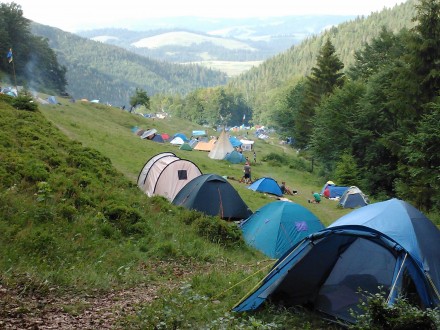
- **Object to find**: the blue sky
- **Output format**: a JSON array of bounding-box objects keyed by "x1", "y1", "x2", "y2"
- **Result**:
[{"x1": 16, "y1": 0, "x2": 407, "y2": 32}]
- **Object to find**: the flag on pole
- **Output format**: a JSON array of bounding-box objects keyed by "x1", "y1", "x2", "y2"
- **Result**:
[{"x1": 7, "y1": 48, "x2": 13, "y2": 63}]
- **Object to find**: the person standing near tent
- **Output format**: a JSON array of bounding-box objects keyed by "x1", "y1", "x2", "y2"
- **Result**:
[
  {"x1": 253, "y1": 150, "x2": 257, "y2": 164},
  {"x1": 240, "y1": 161, "x2": 252, "y2": 184},
  {"x1": 309, "y1": 191, "x2": 321, "y2": 203}
]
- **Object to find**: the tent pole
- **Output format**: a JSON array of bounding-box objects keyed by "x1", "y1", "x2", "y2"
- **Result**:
[{"x1": 387, "y1": 253, "x2": 407, "y2": 304}]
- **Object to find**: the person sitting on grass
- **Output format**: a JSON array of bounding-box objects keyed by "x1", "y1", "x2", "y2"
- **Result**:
[
  {"x1": 280, "y1": 181, "x2": 297, "y2": 195},
  {"x1": 308, "y1": 191, "x2": 321, "y2": 204}
]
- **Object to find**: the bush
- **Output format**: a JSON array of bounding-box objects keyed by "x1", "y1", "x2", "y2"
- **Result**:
[
  {"x1": 102, "y1": 203, "x2": 147, "y2": 236},
  {"x1": 350, "y1": 291, "x2": 439, "y2": 329},
  {"x1": 12, "y1": 92, "x2": 38, "y2": 111},
  {"x1": 193, "y1": 216, "x2": 243, "y2": 247},
  {"x1": 177, "y1": 208, "x2": 204, "y2": 225},
  {"x1": 262, "y1": 152, "x2": 288, "y2": 166}
]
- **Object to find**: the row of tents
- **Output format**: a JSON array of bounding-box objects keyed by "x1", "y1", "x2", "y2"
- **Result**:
[
  {"x1": 137, "y1": 152, "x2": 252, "y2": 220},
  {"x1": 233, "y1": 198, "x2": 440, "y2": 324},
  {"x1": 137, "y1": 153, "x2": 440, "y2": 325},
  {"x1": 133, "y1": 127, "x2": 255, "y2": 163},
  {"x1": 320, "y1": 181, "x2": 370, "y2": 209}
]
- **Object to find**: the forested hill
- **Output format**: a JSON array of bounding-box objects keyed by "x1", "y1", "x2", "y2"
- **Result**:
[
  {"x1": 229, "y1": 0, "x2": 417, "y2": 119},
  {"x1": 31, "y1": 24, "x2": 227, "y2": 107}
]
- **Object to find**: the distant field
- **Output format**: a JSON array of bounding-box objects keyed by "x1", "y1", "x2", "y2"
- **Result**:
[{"x1": 184, "y1": 60, "x2": 263, "y2": 77}]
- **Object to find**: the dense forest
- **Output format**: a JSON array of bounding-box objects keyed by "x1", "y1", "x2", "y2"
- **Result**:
[
  {"x1": 229, "y1": 0, "x2": 418, "y2": 122},
  {"x1": 151, "y1": 0, "x2": 440, "y2": 214},
  {"x1": 30, "y1": 24, "x2": 228, "y2": 106},
  {"x1": 0, "y1": 3, "x2": 66, "y2": 94},
  {"x1": 270, "y1": 0, "x2": 440, "y2": 213}
]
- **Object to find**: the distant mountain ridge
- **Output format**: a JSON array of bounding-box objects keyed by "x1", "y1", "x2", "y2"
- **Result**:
[
  {"x1": 29, "y1": 3, "x2": 415, "y2": 109},
  {"x1": 77, "y1": 15, "x2": 355, "y2": 64}
]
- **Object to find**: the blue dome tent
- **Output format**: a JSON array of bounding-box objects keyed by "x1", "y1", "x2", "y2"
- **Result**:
[
  {"x1": 240, "y1": 201, "x2": 324, "y2": 259},
  {"x1": 248, "y1": 177, "x2": 283, "y2": 197},
  {"x1": 233, "y1": 199, "x2": 440, "y2": 324}
]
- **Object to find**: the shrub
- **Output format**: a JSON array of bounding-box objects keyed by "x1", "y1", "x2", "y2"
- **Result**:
[
  {"x1": 193, "y1": 216, "x2": 243, "y2": 247},
  {"x1": 20, "y1": 230, "x2": 57, "y2": 257},
  {"x1": 350, "y1": 291, "x2": 439, "y2": 330},
  {"x1": 102, "y1": 203, "x2": 146, "y2": 236},
  {"x1": 12, "y1": 91, "x2": 38, "y2": 111},
  {"x1": 24, "y1": 162, "x2": 49, "y2": 183},
  {"x1": 288, "y1": 156, "x2": 311, "y2": 172},
  {"x1": 33, "y1": 206, "x2": 56, "y2": 223},
  {"x1": 59, "y1": 204, "x2": 77, "y2": 222},
  {"x1": 262, "y1": 152, "x2": 288, "y2": 166},
  {"x1": 177, "y1": 208, "x2": 204, "y2": 225}
]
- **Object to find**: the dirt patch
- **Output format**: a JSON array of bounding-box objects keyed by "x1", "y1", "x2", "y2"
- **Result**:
[{"x1": 0, "y1": 283, "x2": 159, "y2": 329}]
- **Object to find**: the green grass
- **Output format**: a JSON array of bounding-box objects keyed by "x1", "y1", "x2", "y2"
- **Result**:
[
  {"x1": 1, "y1": 97, "x2": 351, "y2": 328},
  {"x1": 39, "y1": 98, "x2": 350, "y2": 225}
]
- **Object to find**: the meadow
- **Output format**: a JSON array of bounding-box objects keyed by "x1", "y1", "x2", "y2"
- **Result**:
[
  {"x1": 39, "y1": 98, "x2": 350, "y2": 223},
  {"x1": 1, "y1": 95, "x2": 353, "y2": 329}
]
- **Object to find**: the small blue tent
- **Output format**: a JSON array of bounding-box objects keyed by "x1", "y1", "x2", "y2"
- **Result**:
[
  {"x1": 248, "y1": 177, "x2": 282, "y2": 197},
  {"x1": 47, "y1": 96, "x2": 58, "y2": 104},
  {"x1": 240, "y1": 201, "x2": 324, "y2": 259},
  {"x1": 233, "y1": 198, "x2": 440, "y2": 323},
  {"x1": 321, "y1": 182, "x2": 348, "y2": 198},
  {"x1": 173, "y1": 133, "x2": 189, "y2": 142},
  {"x1": 338, "y1": 186, "x2": 368, "y2": 208},
  {"x1": 229, "y1": 136, "x2": 242, "y2": 147},
  {"x1": 224, "y1": 150, "x2": 246, "y2": 164}
]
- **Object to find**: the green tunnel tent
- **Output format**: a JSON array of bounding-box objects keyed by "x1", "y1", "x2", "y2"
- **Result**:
[{"x1": 172, "y1": 174, "x2": 252, "y2": 220}]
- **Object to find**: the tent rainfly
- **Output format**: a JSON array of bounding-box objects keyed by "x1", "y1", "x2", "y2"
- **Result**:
[
  {"x1": 172, "y1": 174, "x2": 252, "y2": 220},
  {"x1": 248, "y1": 177, "x2": 283, "y2": 197},
  {"x1": 240, "y1": 201, "x2": 324, "y2": 258}
]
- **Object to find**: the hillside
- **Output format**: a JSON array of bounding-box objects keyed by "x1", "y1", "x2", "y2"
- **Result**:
[
  {"x1": 0, "y1": 94, "x2": 350, "y2": 328},
  {"x1": 27, "y1": 1, "x2": 417, "y2": 116},
  {"x1": 30, "y1": 24, "x2": 228, "y2": 107},
  {"x1": 229, "y1": 0, "x2": 417, "y2": 120}
]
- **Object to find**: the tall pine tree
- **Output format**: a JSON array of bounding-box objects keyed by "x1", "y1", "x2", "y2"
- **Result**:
[{"x1": 294, "y1": 38, "x2": 344, "y2": 148}]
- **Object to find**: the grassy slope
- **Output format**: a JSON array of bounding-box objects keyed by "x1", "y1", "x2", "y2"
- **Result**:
[
  {"x1": 39, "y1": 98, "x2": 350, "y2": 223},
  {"x1": 1, "y1": 96, "x2": 350, "y2": 328}
]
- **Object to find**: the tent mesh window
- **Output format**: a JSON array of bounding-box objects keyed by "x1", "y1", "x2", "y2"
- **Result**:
[{"x1": 178, "y1": 170, "x2": 188, "y2": 180}]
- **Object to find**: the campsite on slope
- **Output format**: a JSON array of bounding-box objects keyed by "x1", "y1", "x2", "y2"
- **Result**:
[{"x1": 11, "y1": 96, "x2": 438, "y2": 328}]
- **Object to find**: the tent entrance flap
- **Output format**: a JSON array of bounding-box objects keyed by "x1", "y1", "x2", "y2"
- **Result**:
[{"x1": 315, "y1": 237, "x2": 396, "y2": 322}]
